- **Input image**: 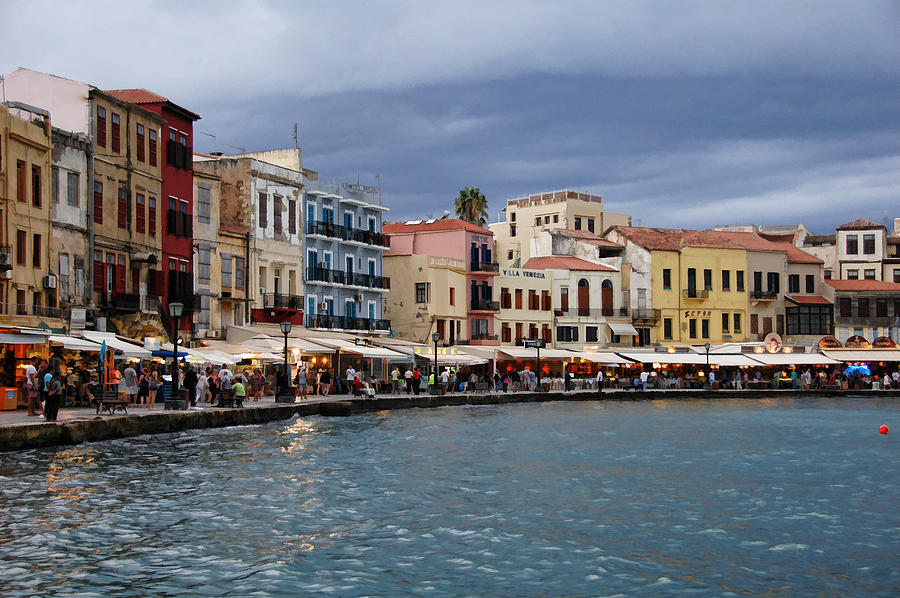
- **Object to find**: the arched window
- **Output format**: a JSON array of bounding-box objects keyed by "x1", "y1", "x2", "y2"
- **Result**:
[
  {"x1": 577, "y1": 278, "x2": 589, "y2": 316},
  {"x1": 601, "y1": 279, "x2": 613, "y2": 316}
]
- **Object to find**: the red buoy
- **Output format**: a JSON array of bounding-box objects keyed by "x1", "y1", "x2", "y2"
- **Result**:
[{"x1": 880, "y1": 424, "x2": 889, "y2": 435}]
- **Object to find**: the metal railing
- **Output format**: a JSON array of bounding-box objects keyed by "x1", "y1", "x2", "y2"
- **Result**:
[
  {"x1": 750, "y1": 290, "x2": 778, "y2": 300},
  {"x1": 305, "y1": 267, "x2": 390, "y2": 290},
  {"x1": 471, "y1": 333, "x2": 499, "y2": 341},
  {"x1": 632, "y1": 308, "x2": 661, "y2": 321},
  {"x1": 553, "y1": 306, "x2": 630, "y2": 317},
  {"x1": 306, "y1": 221, "x2": 389, "y2": 247},
  {"x1": 100, "y1": 292, "x2": 141, "y2": 311},
  {"x1": 7, "y1": 303, "x2": 63, "y2": 318},
  {"x1": 471, "y1": 299, "x2": 500, "y2": 312},
  {"x1": 471, "y1": 260, "x2": 500, "y2": 273},
  {"x1": 305, "y1": 313, "x2": 390, "y2": 332},
  {"x1": 683, "y1": 289, "x2": 711, "y2": 299},
  {"x1": 263, "y1": 293, "x2": 304, "y2": 310}
]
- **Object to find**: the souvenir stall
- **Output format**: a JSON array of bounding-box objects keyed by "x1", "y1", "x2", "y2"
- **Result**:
[{"x1": 0, "y1": 327, "x2": 50, "y2": 409}]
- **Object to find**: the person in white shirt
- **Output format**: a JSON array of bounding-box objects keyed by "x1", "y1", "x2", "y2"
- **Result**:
[
  {"x1": 596, "y1": 369, "x2": 604, "y2": 390},
  {"x1": 439, "y1": 368, "x2": 450, "y2": 394},
  {"x1": 346, "y1": 366, "x2": 357, "y2": 391},
  {"x1": 403, "y1": 368, "x2": 413, "y2": 394},
  {"x1": 639, "y1": 370, "x2": 650, "y2": 390}
]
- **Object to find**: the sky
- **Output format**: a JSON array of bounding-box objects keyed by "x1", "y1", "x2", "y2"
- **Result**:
[{"x1": 2, "y1": 0, "x2": 898, "y2": 233}]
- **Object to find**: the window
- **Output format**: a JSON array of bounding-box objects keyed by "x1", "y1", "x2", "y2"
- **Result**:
[
  {"x1": 515, "y1": 323, "x2": 523, "y2": 343},
  {"x1": 703, "y1": 269, "x2": 712, "y2": 290},
  {"x1": 93, "y1": 181, "x2": 103, "y2": 224},
  {"x1": 574, "y1": 217, "x2": 581, "y2": 230},
  {"x1": 541, "y1": 290, "x2": 551, "y2": 311},
  {"x1": 722, "y1": 313, "x2": 730, "y2": 333},
  {"x1": 221, "y1": 254, "x2": 232, "y2": 288},
  {"x1": 273, "y1": 195, "x2": 283, "y2": 234},
  {"x1": 67, "y1": 172, "x2": 79, "y2": 207},
  {"x1": 662, "y1": 268, "x2": 671, "y2": 290},
  {"x1": 858, "y1": 298, "x2": 869, "y2": 317},
  {"x1": 31, "y1": 165, "x2": 41, "y2": 207},
  {"x1": 876, "y1": 298, "x2": 887, "y2": 317},
  {"x1": 864, "y1": 269, "x2": 876, "y2": 280},
  {"x1": 544, "y1": 216, "x2": 550, "y2": 224},
  {"x1": 847, "y1": 269, "x2": 859, "y2": 280},
  {"x1": 560, "y1": 287, "x2": 569, "y2": 311},
  {"x1": 788, "y1": 274, "x2": 800, "y2": 294},
  {"x1": 722, "y1": 270, "x2": 730, "y2": 291},
  {"x1": 767, "y1": 272, "x2": 780, "y2": 294},
  {"x1": 556, "y1": 326, "x2": 578, "y2": 342},
  {"x1": 500, "y1": 287, "x2": 511, "y2": 309},
  {"x1": 689, "y1": 319, "x2": 697, "y2": 339},
  {"x1": 846, "y1": 234, "x2": 858, "y2": 255},
  {"x1": 786, "y1": 305, "x2": 833, "y2": 335},
  {"x1": 135, "y1": 193, "x2": 145, "y2": 233},
  {"x1": 258, "y1": 193, "x2": 268, "y2": 228},
  {"x1": 553, "y1": 214, "x2": 558, "y2": 223},
  {"x1": 894, "y1": 269, "x2": 900, "y2": 283},
  {"x1": 234, "y1": 257, "x2": 245, "y2": 290},
  {"x1": 197, "y1": 183, "x2": 211, "y2": 223},
  {"x1": 528, "y1": 289, "x2": 538, "y2": 310},
  {"x1": 449, "y1": 287, "x2": 455, "y2": 306},
  {"x1": 701, "y1": 319, "x2": 710, "y2": 339},
  {"x1": 733, "y1": 313, "x2": 742, "y2": 333},
  {"x1": 32, "y1": 233, "x2": 41, "y2": 267},
  {"x1": 16, "y1": 160, "x2": 26, "y2": 202},
  {"x1": 510, "y1": 225, "x2": 516, "y2": 237},
  {"x1": 148, "y1": 129, "x2": 157, "y2": 166},
  {"x1": 824, "y1": 269, "x2": 832, "y2": 280},
  {"x1": 507, "y1": 250, "x2": 513, "y2": 261},
  {"x1": 111, "y1": 113, "x2": 121, "y2": 153},
  {"x1": 663, "y1": 318, "x2": 673, "y2": 340},
  {"x1": 16, "y1": 230, "x2": 26, "y2": 265},
  {"x1": 585, "y1": 326, "x2": 598, "y2": 342},
  {"x1": 839, "y1": 297, "x2": 851, "y2": 317},
  {"x1": 96, "y1": 106, "x2": 106, "y2": 147},
  {"x1": 52, "y1": 166, "x2": 59, "y2": 203},
  {"x1": 514, "y1": 289, "x2": 523, "y2": 309},
  {"x1": 58, "y1": 254, "x2": 70, "y2": 302},
  {"x1": 415, "y1": 282, "x2": 428, "y2": 303},
  {"x1": 501, "y1": 323, "x2": 511, "y2": 343},
  {"x1": 863, "y1": 234, "x2": 875, "y2": 255},
  {"x1": 148, "y1": 197, "x2": 156, "y2": 237},
  {"x1": 736, "y1": 270, "x2": 745, "y2": 292},
  {"x1": 753, "y1": 271, "x2": 763, "y2": 292},
  {"x1": 535, "y1": 217, "x2": 541, "y2": 226},
  {"x1": 289, "y1": 199, "x2": 297, "y2": 235},
  {"x1": 198, "y1": 247, "x2": 211, "y2": 285},
  {"x1": 136, "y1": 124, "x2": 145, "y2": 162},
  {"x1": 805, "y1": 275, "x2": 815, "y2": 293},
  {"x1": 117, "y1": 188, "x2": 127, "y2": 229},
  {"x1": 587, "y1": 218, "x2": 595, "y2": 233}
]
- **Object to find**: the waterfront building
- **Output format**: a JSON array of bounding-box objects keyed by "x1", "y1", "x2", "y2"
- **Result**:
[
  {"x1": 302, "y1": 171, "x2": 390, "y2": 335},
  {"x1": 825, "y1": 279, "x2": 900, "y2": 343},
  {"x1": 0, "y1": 102, "x2": 58, "y2": 328},
  {"x1": 489, "y1": 189, "x2": 631, "y2": 269},
  {"x1": 107, "y1": 89, "x2": 201, "y2": 337},
  {"x1": 605, "y1": 227, "x2": 749, "y2": 345},
  {"x1": 495, "y1": 266, "x2": 554, "y2": 346},
  {"x1": 192, "y1": 167, "x2": 249, "y2": 339},
  {"x1": 192, "y1": 151, "x2": 303, "y2": 328},
  {"x1": 778, "y1": 242, "x2": 834, "y2": 344},
  {"x1": 2, "y1": 68, "x2": 168, "y2": 340},
  {"x1": 384, "y1": 218, "x2": 499, "y2": 345}
]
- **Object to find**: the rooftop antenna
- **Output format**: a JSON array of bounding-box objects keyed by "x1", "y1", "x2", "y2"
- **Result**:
[
  {"x1": 198, "y1": 130, "x2": 217, "y2": 153},
  {"x1": 0, "y1": 74, "x2": 6, "y2": 104},
  {"x1": 291, "y1": 122, "x2": 300, "y2": 149}
]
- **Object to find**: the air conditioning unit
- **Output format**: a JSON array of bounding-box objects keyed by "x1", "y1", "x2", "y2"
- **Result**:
[
  {"x1": 318, "y1": 302, "x2": 328, "y2": 310},
  {"x1": 204, "y1": 330, "x2": 221, "y2": 339},
  {"x1": 43, "y1": 275, "x2": 57, "y2": 289},
  {"x1": 0, "y1": 271, "x2": 12, "y2": 279},
  {"x1": 354, "y1": 293, "x2": 363, "y2": 302},
  {"x1": 0, "y1": 251, "x2": 11, "y2": 266}
]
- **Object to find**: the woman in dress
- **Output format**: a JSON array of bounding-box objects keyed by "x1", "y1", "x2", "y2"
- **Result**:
[
  {"x1": 196, "y1": 368, "x2": 209, "y2": 404},
  {"x1": 147, "y1": 366, "x2": 160, "y2": 409}
]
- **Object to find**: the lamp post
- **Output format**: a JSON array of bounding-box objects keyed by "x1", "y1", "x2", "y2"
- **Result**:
[
  {"x1": 524, "y1": 338, "x2": 545, "y2": 391},
  {"x1": 167, "y1": 302, "x2": 184, "y2": 410},
  {"x1": 278, "y1": 320, "x2": 292, "y2": 403},
  {"x1": 432, "y1": 332, "x2": 440, "y2": 393},
  {"x1": 705, "y1": 342, "x2": 711, "y2": 387}
]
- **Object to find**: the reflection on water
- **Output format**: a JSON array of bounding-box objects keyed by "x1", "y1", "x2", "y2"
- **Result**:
[{"x1": 1, "y1": 397, "x2": 898, "y2": 597}]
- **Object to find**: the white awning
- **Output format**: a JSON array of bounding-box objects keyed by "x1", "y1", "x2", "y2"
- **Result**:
[
  {"x1": 748, "y1": 352, "x2": 840, "y2": 365},
  {"x1": 708, "y1": 354, "x2": 760, "y2": 367},
  {"x1": 293, "y1": 339, "x2": 335, "y2": 354},
  {"x1": 618, "y1": 351, "x2": 708, "y2": 364},
  {"x1": 416, "y1": 352, "x2": 488, "y2": 366},
  {"x1": 574, "y1": 351, "x2": 635, "y2": 365},
  {"x1": 82, "y1": 331, "x2": 152, "y2": 358},
  {"x1": 0, "y1": 332, "x2": 50, "y2": 345},
  {"x1": 458, "y1": 346, "x2": 499, "y2": 361},
  {"x1": 48, "y1": 335, "x2": 102, "y2": 351},
  {"x1": 497, "y1": 347, "x2": 579, "y2": 360},
  {"x1": 821, "y1": 350, "x2": 900, "y2": 363},
  {"x1": 608, "y1": 322, "x2": 639, "y2": 336},
  {"x1": 308, "y1": 337, "x2": 406, "y2": 359}
]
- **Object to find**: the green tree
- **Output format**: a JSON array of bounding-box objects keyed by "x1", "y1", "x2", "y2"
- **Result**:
[{"x1": 454, "y1": 186, "x2": 488, "y2": 227}]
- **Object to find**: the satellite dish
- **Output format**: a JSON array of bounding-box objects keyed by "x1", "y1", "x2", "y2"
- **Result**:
[{"x1": 764, "y1": 332, "x2": 783, "y2": 353}]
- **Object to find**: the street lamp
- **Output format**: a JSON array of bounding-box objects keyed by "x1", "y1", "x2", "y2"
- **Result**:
[
  {"x1": 279, "y1": 320, "x2": 292, "y2": 402},
  {"x1": 168, "y1": 302, "x2": 184, "y2": 409},
  {"x1": 432, "y1": 332, "x2": 440, "y2": 393},
  {"x1": 704, "y1": 342, "x2": 711, "y2": 386}
]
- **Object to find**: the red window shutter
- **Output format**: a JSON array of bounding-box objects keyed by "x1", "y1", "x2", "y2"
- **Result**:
[
  {"x1": 136, "y1": 126, "x2": 145, "y2": 162},
  {"x1": 136, "y1": 194, "x2": 145, "y2": 234},
  {"x1": 96, "y1": 108, "x2": 106, "y2": 147},
  {"x1": 16, "y1": 161, "x2": 26, "y2": 202},
  {"x1": 149, "y1": 131, "x2": 157, "y2": 166},
  {"x1": 93, "y1": 182, "x2": 103, "y2": 224},
  {"x1": 148, "y1": 198, "x2": 156, "y2": 237},
  {"x1": 111, "y1": 114, "x2": 121, "y2": 153},
  {"x1": 116, "y1": 258, "x2": 126, "y2": 293},
  {"x1": 93, "y1": 257, "x2": 104, "y2": 291}
]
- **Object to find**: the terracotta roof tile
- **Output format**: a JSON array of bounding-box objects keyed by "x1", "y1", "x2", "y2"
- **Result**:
[
  {"x1": 107, "y1": 88, "x2": 169, "y2": 104},
  {"x1": 786, "y1": 294, "x2": 832, "y2": 305},
  {"x1": 383, "y1": 218, "x2": 492, "y2": 236},
  {"x1": 522, "y1": 256, "x2": 617, "y2": 272},
  {"x1": 836, "y1": 218, "x2": 886, "y2": 230},
  {"x1": 825, "y1": 279, "x2": 900, "y2": 292},
  {"x1": 714, "y1": 231, "x2": 787, "y2": 252},
  {"x1": 775, "y1": 242, "x2": 824, "y2": 264},
  {"x1": 612, "y1": 226, "x2": 748, "y2": 251}
]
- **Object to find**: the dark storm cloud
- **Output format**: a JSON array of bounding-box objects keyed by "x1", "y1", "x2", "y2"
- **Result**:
[{"x1": 3, "y1": 1, "x2": 898, "y2": 232}]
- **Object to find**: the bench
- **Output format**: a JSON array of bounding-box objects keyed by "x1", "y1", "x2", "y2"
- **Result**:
[
  {"x1": 95, "y1": 391, "x2": 128, "y2": 415},
  {"x1": 473, "y1": 382, "x2": 491, "y2": 393}
]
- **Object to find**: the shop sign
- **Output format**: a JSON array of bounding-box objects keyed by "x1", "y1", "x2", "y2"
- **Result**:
[
  {"x1": 501, "y1": 269, "x2": 546, "y2": 279},
  {"x1": 683, "y1": 310, "x2": 712, "y2": 317}
]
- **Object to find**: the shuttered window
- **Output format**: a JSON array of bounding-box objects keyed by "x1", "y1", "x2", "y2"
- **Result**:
[
  {"x1": 148, "y1": 197, "x2": 156, "y2": 237},
  {"x1": 136, "y1": 124, "x2": 145, "y2": 162},
  {"x1": 96, "y1": 106, "x2": 106, "y2": 147},
  {"x1": 93, "y1": 181, "x2": 103, "y2": 224},
  {"x1": 111, "y1": 113, "x2": 121, "y2": 153},
  {"x1": 135, "y1": 193, "x2": 146, "y2": 233},
  {"x1": 117, "y1": 188, "x2": 127, "y2": 229},
  {"x1": 148, "y1": 129, "x2": 157, "y2": 166}
]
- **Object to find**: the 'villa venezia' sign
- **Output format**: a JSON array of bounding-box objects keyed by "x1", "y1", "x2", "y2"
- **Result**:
[{"x1": 501, "y1": 269, "x2": 546, "y2": 279}]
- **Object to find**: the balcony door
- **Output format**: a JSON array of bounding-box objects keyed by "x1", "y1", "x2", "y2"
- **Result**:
[
  {"x1": 273, "y1": 268, "x2": 281, "y2": 295},
  {"x1": 601, "y1": 279, "x2": 613, "y2": 316},
  {"x1": 577, "y1": 278, "x2": 589, "y2": 316},
  {"x1": 687, "y1": 268, "x2": 697, "y2": 296},
  {"x1": 471, "y1": 281, "x2": 478, "y2": 306}
]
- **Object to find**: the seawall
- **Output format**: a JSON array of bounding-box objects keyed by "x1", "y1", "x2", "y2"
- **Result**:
[{"x1": 2, "y1": 388, "x2": 898, "y2": 452}]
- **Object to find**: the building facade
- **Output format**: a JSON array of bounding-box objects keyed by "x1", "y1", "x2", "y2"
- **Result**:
[{"x1": 826, "y1": 279, "x2": 900, "y2": 343}]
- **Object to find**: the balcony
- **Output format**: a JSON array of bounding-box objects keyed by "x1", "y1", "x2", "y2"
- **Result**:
[
  {"x1": 683, "y1": 289, "x2": 710, "y2": 299},
  {"x1": 471, "y1": 260, "x2": 500, "y2": 273},
  {"x1": 100, "y1": 292, "x2": 141, "y2": 311},
  {"x1": 305, "y1": 313, "x2": 390, "y2": 332},
  {"x1": 469, "y1": 333, "x2": 499, "y2": 346},
  {"x1": 11, "y1": 303, "x2": 62, "y2": 318},
  {"x1": 305, "y1": 268, "x2": 390, "y2": 290},
  {"x1": 470, "y1": 299, "x2": 500, "y2": 312},
  {"x1": 553, "y1": 306, "x2": 629, "y2": 318},
  {"x1": 306, "y1": 221, "x2": 389, "y2": 248},
  {"x1": 306, "y1": 220, "x2": 346, "y2": 240},
  {"x1": 750, "y1": 290, "x2": 778, "y2": 301},
  {"x1": 0, "y1": 245, "x2": 11, "y2": 272},
  {"x1": 632, "y1": 308, "x2": 661, "y2": 323},
  {"x1": 263, "y1": 293, "x2": 304, "y2": 310}
]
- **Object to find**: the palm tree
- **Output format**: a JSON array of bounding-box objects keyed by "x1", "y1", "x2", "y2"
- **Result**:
[{"x1": 454, "y1": 187, "x2": 488, "y2": 227}]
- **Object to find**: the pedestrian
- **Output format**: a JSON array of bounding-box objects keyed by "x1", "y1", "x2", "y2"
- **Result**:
[
  {"x1": 123, "y1": 362, "x2": 138, "y2": 406},
  {"x1": 391, "y1": 366, "x2": 401, "y2": 394},
  {"x1": 231, "y1": 377, "x2": 247, "y2": 406},
  {"x1": 138, "y1": 368, "x2": 150, "y2": 407},
  {"x1": 502, "y1": 372, "x2": 509, "y2": 392},
  {"x1": 439, "y1": 368, "x2": 450, "y2": 394},
  {"x1": 530, "y1": 368, "x2": 537, "y2": 391},
  {"x1": 494, "y1": 372, "x2": 501, "y2": 391},
  {"x1": 404, "y1": 367, "x2": 413, "y2": 394},
  {"x1": 44, "y1": 371, "x2": 63, "y2": 423},
  {"x1": 412, "y1": 367, "x2": 421, "y2": 395},
  {"x1": 295, "y1": 364, "x2": 308, "y2": 400},
  {"x1": 25, "y1": 356, "x2": 42, "y2": 417},
  {"x1": 147, "y1": 366, "x2": 160, "y2": 409},
  {"x1": 184, "y1": 365, "x2": 199, "y2": 406},
  {"x1": 346, "y1": 365, "x2": 357, "y2": 394},
  {"x1": 564, "y1": 370, "x2": 572, "y2": 392},
  {"x1": 596, "y1": 369, "x2": 604, "y2": 390},
  {"x1": 196, "y1": 368, "x2": 209, "y2": 404}
]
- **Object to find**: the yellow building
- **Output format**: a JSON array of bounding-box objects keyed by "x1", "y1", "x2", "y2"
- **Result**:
[
  {"x1": 606, "y1": 227, "x2": 749, "y2": 344},
  {"x1": 0, "y1": 102, "x2": 57, "y2": 327}
]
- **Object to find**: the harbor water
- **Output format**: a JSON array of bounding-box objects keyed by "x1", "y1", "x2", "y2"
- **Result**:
[{"x1": 1, "y1": 397, "x2": 897, "y2": 596}]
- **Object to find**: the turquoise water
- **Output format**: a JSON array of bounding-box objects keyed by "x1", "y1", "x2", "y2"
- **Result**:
[{"x1": 1, "y1": 397, "x2": 898, "y2": 596}]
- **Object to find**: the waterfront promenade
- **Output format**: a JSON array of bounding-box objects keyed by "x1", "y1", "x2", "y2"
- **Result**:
[{"x1": 2, "y1": 386, "x2": 897, "y2": 452}]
